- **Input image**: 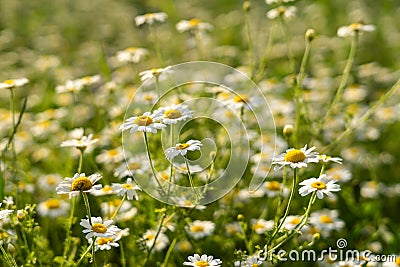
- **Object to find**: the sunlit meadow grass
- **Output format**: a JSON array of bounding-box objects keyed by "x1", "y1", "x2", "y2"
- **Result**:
[{"x1": 1, "y1": 0, "x2": 400, "y2": 266}]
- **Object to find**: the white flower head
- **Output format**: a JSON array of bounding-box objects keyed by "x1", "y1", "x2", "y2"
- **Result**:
[
  {"x1": 80, "y1": 216, "x2": 120, "y2": 240},
  {"x1": 89, "y1": 235, "x2": 121, "y2": 251},
  {"x1": 135, "y1": 12, "x2": 168, "y2": 26},
  {"x1": 0, "y1": 204, "x2": 13, "y2": 220},
  {"x1": 0, "y1": 78, "x2": 29, "y2": 90},
  {"x1": 299, "y1": 174, "x2": 341, "y2": 199},
  {"x1": 337, "y1": 22, "x2": 375, "y2": 37},
  {"x1": 186, "y1": 220, "x2": 215, "y2": 239},
  {"x1": 37, "y1": 198, "x2": 70, "y2": 218},
  {"x1": 272, "y1": 145, "x2": 319, "y2": 169},
  {"x1": 317, "y1": 154, "x2": 343, "y2": 164},
  {"x1": 251, "y1": 218, "x2": 274, "y2": 234},
  {"x1": 56, "y1": 173, "x2": 103, "y2": 198},
  {"x1": 176, "y1": 18, "x2": 214, "y2": 33},
  {"x1": 309, "y1": 209, "x2": 345, "y2": 233},
  {"x1": 60, "y1": 133, "x2": 99, "y2": 149},
  {"x1": 116, "y1": 47, "x2": 148, "y2": 63},
  {"x1": 112, "y1": 178, "x2": 142, "y2": 200},
  {"x1": 267, "y1": 6, "x2": 297, "y2": 20},
  {"x1": 142, "y1": 229, "x2": 169, "y2": 251},
  {"x1": 120, "y1": 111, "x2": 166, "y2": 134},
  {"x1": 139, "y1": 66, "x2": 173, "y2": 82},
  {"x1": 165, "y1": 139, "x2": 202, "y2": 160},
  {"x1": 153, "y1": 104, "x2": 194, "y2": 125},
  {"x1": 183, "y1": 254, "x2": 222, "y2": 267}
]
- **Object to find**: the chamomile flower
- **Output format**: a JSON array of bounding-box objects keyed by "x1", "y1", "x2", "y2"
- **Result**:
[
  {"x1": 337, "y1": 22, "x2": 375, "y2": 37},
  {"x1": 299, "y1": 174, "x2": 341, "y2": 199},
  {"x1": 135, "y1": 12, "x2": 168, "y2": 26},
  {"x1": 262, "y1": 181, "x2": 290, "y2": 198},
  {"x1": 317, "y1": 155, "x2": 343, "y2": 164},
  {"x1": 116, "y1": 47, "x2": 148, "y2": 63},
  {"x1": 173, "y1": 196, "x2": 206, "y2": 210},
  {"x1": 56, "y1": 79, "x2": 83, "y2": 93},
  {"x1": 165, "y1": 140, "x2": 202, "y2": 160},
  {"x1": 37, "y1": 198, "x2": 70, "y2": 218},
  {"x1": 186, "y1": 220, "x2": 215, "y2": 239},
  {"x1": 139, "y1": 66, "x2": 172, "y2": 82},
  {"x1": 176, "y1": 18, "x2": 214, "y2": 33},
  {"x1": 251, "y1": 218, "x2": 274, "y2": 234},
  {"x1": 153, "y1": 104, "x2": 194, "y2": 125},
  {"x1": 0, "y1": 78, "x2": 29, "y2": 89},
  {"x1": 282, "y1": 215, "x2": 303, "y2": 231},
  {"x1": 112, "y1": 178, "x2": 141, "y2": 200},
  {"x1": 89, "y1": 235, "x2": 120, "y2": 251},
  {"x1": 120, "y1": 111, "x2": 166, "y2": 134},
  {"x1": 114, "y1": 154, "x2": 150, "y2": 178},
  {"x1": 0, "y1": 204, "x2": 13, "y2": 220},
  {"x1": 60, "y1": 133, "x2": 99, "y2": 150},
  {"x1": 142, "y1": 229, "x2": 169, "y2": 251},
  {"x1": 272, "y1": 145, "x2": 319, "y2": 169},
  {"x1": 325, "y1": 166, "x2": 352, "y2": 183},
  {"x1": 267, "y1": 6, "x2": 297, "y2": 20},
  {"x1": 80, "y1": 216, "x2": 120, "y2": 240},
  {"x1": 183, "y1": 254, "x2": 222, "y2": 267},
  {"x1": 309, "y1": 209, "x2": 345, "y2": 234},
  {"x1": 56, "y1": 173, "x2": 102, "y2": 198},
  {"x1": 244, "y1": 256, "x2": 263, "y2": 267}
]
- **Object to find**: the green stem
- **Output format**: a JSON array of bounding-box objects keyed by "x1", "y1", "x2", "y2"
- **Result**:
[
  {"x1": 255, "y1": 22, "x2": 276, "y2": 81},
  {"x1": 110, "y1": 194, "x2": 126, "y2": 220},
  {"x1": 323, "y1": 33, "x2": 358, "y2": 123},
  {"x1": 321, "y1": 74, "x2": 400, "y2": 153},
  {"x1": 62, "y1": 197, "x2": 77, "y2": 262},
  {"x1": 279, "y1": 16, "x2": 295, "y2": 74},
  {"x1": 155, "y1": 76, "x2": 161, "y2": 99},
  {"x1": 0, "y1": 244, "x2": 18, "y2": 267},
  {"x1": 266, "y1": 168, "x2": 297, "y2": 252},
  {"x1": 77, "y1": 149, "x2": 84, "y2": 174},
  {"x1": 82, "y1": 192, "x2": 92, "y2": 223},
  {"x1": 161, "y1": 236, "x2": 177, "y2": 267},
  {"x1": 294, "y1": 39, "x2": 312, "y2": 147},
  {"x1": 143, "y1": 132, "x2": 165, "y2": 195},
  {"x1": 274, "y1": 167, "x2": 288, "y2": 223},
  {"x1": 149, "y1": 25, "x2": 165, "y2": 65},
  {"x1": 76, "y1": 242, "x2": 93, "y2": 267},
  {"x1": 184, "y1": 157, "x2": 200, "y2": 201},
  {"x1": 143, "y1": 212, "x2": 167, "y2": 266},
  {"x1": 244, "y1": 9, "x2": 254, "y2": 75},
  {"x1": 120, "y1": 240, "x2": 127, "y2": 267}
]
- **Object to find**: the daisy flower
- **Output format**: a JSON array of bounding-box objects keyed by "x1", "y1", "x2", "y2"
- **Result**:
[
  {"x1": 165, "y1": 140, "x2": 202, "y2": 160},
  {"x1": 120, "y1": 111, "x2": 166, "y2": 134},
  {"x1": 153, "y1": 104, "x2": 194, "y2": 125},
  {"x1": 77, "y1": 75, "x2": 101, "y2": 87},
  {"x1": 317, "y1": 155, "x2": 343, "y2": 164},
  {"x1": 183, "y1": 254, "x2": 222, "y2": 267},
  {"x1": 36, "y1": 198, "x2": 70, "y2": 218},
  {"x1": 135, "y1": 12, "x2": 168, "y2": 26},
  {"x1": 186, "y1": 220, "x2": 215, "y2": 240},
  {"x1": 139, "y1": 66, "x2": 172, "y2": 82},
  {"x1": 89, "y1": 235, "x2": 120, "y2": 251},
  {"x1": 172, "y1": 196, "x2": 206, "y2": 210},
  {"x1": 251, "y1": 218, "x2": 274, "y2": 234},
  {"x1": 244, "y1": 256, "x2": 263, "y2": 267},
  {"x1": 0, "y1": 78, "x2": 29, "y2": 89},
  {"x1": 309, "y1": 209, "x2": 345, "y2": 234},
  {"x1": 56, "y1": 79, "x2": 84, "y2": 93},
  {"x1": 299, "y1": 174, "x2": 341, "y2": 199},
  {"x1": 114, "y1": 154, "x2": 150, "y2": 178},
  {"x1": 112, "y1": 178, "x2": 141, "y2": 200},
  {"x1": 266, "y1": 0, "x2": 295, "y2": 4},
  {"x1": 337, "y1": 22, "x2": 375, "y2": 37},
  {"x1": 282, "y1": 215, "x2": 303, "y2": 231},
  {"x1": 0, "y1": 204, "x2": 13, "y2": 220},
  {"x1": 56, "y1": 173, "x2": 103, "y2": 198},
  {"x1": 142, "y1": 229, "x2": 169, "y2": 251},
  {"x1": 60, "y1": 133, "x2": 99, "y2": 150},
  {"x1": 272, "y1": 145, "x2": 319, "y2": 169},
  {"x1": 262, "y1": 181, "x2": 290, "y2": 198},
  {"x1": 176, "y1": 18, "x2": 214, "y2": 33},
  {"x1": 116, "y1": 47, "x2": 148, "y2": 63},
  {"x1": 80, "y1": 216, "x2": 120, "y2": 240},
  {"x1": 267, "y1": 6, "x2": 297, "y2": 20}
]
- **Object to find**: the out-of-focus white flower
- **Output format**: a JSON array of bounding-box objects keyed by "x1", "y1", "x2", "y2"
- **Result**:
[
  {"x1": 0, "y1": 204, "x2": 13, "y2": 220},
  {"x1": 176, "y1": 18, "x2": 213, "y2": 33},
  {"x1": 267, "y1": 6, "x2": 297, "y2": 19},
  {"x1": 37, "y1": 198, "x2": 70, "y2": 218},
  {"x1": 116, "y1": 47, "x2": 148, "y2": 63},
  {"x1": 337, "y1": 23, "x2": 375, "y2": 37},
  {"x1": 153, "y1": 104, "x2": 194, "y2": 125},
  {"x1": 0, "y1": 78, "x2": 29, "y2": 89},
  {"x1": 186, "y1": 220, "x2": 215, "y2": 239},
  {"x1": 139, "y1": 66, "x2": 172, "y2": 82},
  {"x1": 142, "y1": 229, "x2": 169, "y2": 251},
  {"x1": 135, "y1": 12, "x2": 168, "y2": 26},
  {"x1": 60, "y1": 133, "x2": 99, "y2": 150},
  {"x1": 112, "y1": 178, "x2": 141, "y2": 200},
  {"x1": 251, "y1": 219, "x2": 274, "y2": 234}
]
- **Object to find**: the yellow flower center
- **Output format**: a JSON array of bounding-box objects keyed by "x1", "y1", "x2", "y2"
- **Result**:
[
  {"x1": 107, "y1": 149, "x2": 119, "y2": 156},
  {"x1": 151, "y1": 68, "x2": 161, "y2": 75},
  {"x1": 145, "y1": 13, "x2": 154, "y2": 19},
  {"x1": 143, "y1": 94, "x2": 155, "y2": 102},
  {"x1": 183, "y1": 200, "x2": 193, "y2": 206},
  {"x1": 102, "y1": 185, "x2": 113, "y2": 193},
  {"x1": 278, "y1": 6, "x2": 286, "y2": 15},
  {"x1": 71, "y1": 177, "x2": 93, "y2": 191},
  {"x1": 46, "y1": 176, "x2": 56, "y2": 185},
  {"x1": 110, "y1": 199, "x2": 122, "y2": 207},
  {"x1": 252, "y1": 264, "x2": 259, "y2": 267},
  {"x1": 177, "y1": 143, "x2": 190, "y2": 150},
  {"x1": 395, "y1": 257, "x2": 400, "y2": 266},
  {"x1": 4, "y1": 80, "x2": 15, "y2": 85},
  {"x1": 97, "y1": 237, "x2": 114, "y2": 245},
  {"x1": 195, "y1": 260, "x2": 210, "y2": 267},
  {"x1": 284, "y1": 149, "x2": 306, "y2": 163},
  {"x1": 311, "y1": 181, "x2": 327, "y2": 190},
  {"x1": 126, "y1": 47, "x2": 138, "y2": 53},
  {"x1": 134, "y1": 115, "x2": 153, "y2": 126},
  {"x1": 128, "y1": 162, "x2": 142, "y2": 170},
  {"x1": 349, "y1": 23, "x2": 362, "y2": 31},
  {"x1": 319, "y1": 215, "x2": 333, "y2": 224},
  {"x1": 189, "y1": 18, "x2": 201, "y2": 27},
  {"x1": 233, "y1": 94, "x2": 249, "y2": 103},
  {"x1": 190, "y1": 225, "x2": 205, "y2": 233},
  {"x1": 0, "y1": 232, "x2": 8, "y2": 239},
  {"x1": 83, "y1": 76, "x2": 91, "y2": 83},
  {"x1": 92, "y1": 223, "x2": 107, "y2": 233},
  {"x1": 266, "y1": 181, "x2": 281, "y2": 191},
  {"x1": 146, "y1": 234, "x2": 155, "y2": 241},
  {"x1": 252, "y1": 223, "x2": 264, "y2": 230},
  {"x1": 45, "y1": 199, "x2": 60, "y2": 209},
  {"x1": 122, "y1": 184, "x2": 133, "y2": 190},
  {"x1": 290, "y1": 217, "x2": 301, "y2": 225},
  {"x1": 164, "y1": 109, "x2": 182, "y2": 119}
]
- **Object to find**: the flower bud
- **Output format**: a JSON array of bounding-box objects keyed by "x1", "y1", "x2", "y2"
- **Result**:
[
  {"x1": 243, "y1": 1, "x2": 251, "y2": 12},
  {"x1": 237, "y1": 214, "x2": 244, "y2": 221},
  {"x1": 305, "y1": 28, "x2": 316, "y2": 42},
  {"x1": 283, "y1": 124, "x2": 293, "y2": 137}
]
